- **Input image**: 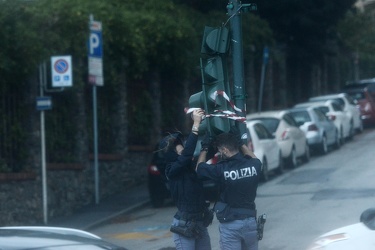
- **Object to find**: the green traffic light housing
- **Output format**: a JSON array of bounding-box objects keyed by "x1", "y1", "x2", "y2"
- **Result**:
[
  {"x1": 201, "y1": 26, "x2": 230, "y2": 55},
  {"x1": 203, "y1": 57, "x2": 225, "y2": 84}
]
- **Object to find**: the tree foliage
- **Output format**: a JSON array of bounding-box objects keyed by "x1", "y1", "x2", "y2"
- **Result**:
[
  {"x1": 1, "y1": 0, "x2": 371, "y2": 172},
  {"x1": 256, "y1": 0, "x2": 356, "y2": 60}
]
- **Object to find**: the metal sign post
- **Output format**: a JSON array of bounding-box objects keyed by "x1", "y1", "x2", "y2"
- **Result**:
[
  {"x1": 258, "y1": 46, "x2": 269, "y2": 112},
  {"x1": 38, "y1": 64, "x2": 49, "y2": 225},
  {"x1": 88, "y1": 14, "x2": 103, "y2": 204}
]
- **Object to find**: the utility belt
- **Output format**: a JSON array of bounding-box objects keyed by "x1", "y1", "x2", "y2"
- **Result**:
[
  {"x1": 170, "y1": 209, "x2": 214, "y2": 238},
  {"x1": 175, "y1": 211, "x2": 205, "y2": 221},
  {"x1": 214, "y1": 202, "x2": 256, "y2": 223}
]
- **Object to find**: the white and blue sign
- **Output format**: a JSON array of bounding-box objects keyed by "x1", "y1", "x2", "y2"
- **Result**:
[
  {"x1": 36, "y1": 96, "x2": 52, "y2": 111},
  {"x1": 88, "y1": 20, "x2": 104, "y2": 86},
  {"x1": 89, "y1": 31, "x2": 103, "y2": 57},
  {"x1": 51, "y1": 55, "x2": 72, "y2": 87}
]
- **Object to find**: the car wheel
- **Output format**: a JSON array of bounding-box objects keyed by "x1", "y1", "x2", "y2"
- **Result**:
[
  {"x1": 261, "y1": 158, "x2": 269, "y2": 182},
  {"x1": 301, "y1": 143, "x2": 310, "y2": 163},
  {"x1": 339, "y1": 127, "x2": 345, "y2": 145},
  {"x1": 348, "y1": 121, "x2": 354, "y2": 140},
  {"x1": 320, "y1": 135, "x2": 328, "y2": 155},
  {"x1": 334, "y1": 129, "x2": 341, "y2": 149},
  {"x1": 287, "y1": 146, "x2": 297, "y2": 169},
  {"x1": 357, "y1": 119, "x2": 364, "y2": 133},
  {"x1": 276, "y1": 152, "x2": 284, "y2": 174}
]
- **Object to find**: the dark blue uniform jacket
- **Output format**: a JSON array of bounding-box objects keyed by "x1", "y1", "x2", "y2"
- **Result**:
[
  {"x1": 165, "y1": 133, "x2": 207, "y2": 215},
  {"x1": 197, "y1": 153, "x2": 262, "y2": 210}
]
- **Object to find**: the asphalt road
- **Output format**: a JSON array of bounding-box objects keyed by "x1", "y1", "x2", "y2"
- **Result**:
[{"x1": 90, "y1": 128, "x2": 375, "y2": 250}]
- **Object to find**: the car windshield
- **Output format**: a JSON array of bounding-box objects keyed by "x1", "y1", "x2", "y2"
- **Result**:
[
  {"x1": 346, "y1": 91, "x2": 365, "y2": 100},
  {"x1": 317, "y1": 106, "x2": 329, "y2": 115},
  {"x1": 251, "y1": 118, "x2": 279, "y2": 133},
  {"x1": 311, "y1": 97, "x2": 345, "y2": 108},
  {"x1": 289, "y1": 111, "x2": 311, "y2": 124}
]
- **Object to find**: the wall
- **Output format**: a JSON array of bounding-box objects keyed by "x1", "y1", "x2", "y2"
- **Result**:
[{"x1": 0, "y1": 151, "x2": 151, "y2": 226}]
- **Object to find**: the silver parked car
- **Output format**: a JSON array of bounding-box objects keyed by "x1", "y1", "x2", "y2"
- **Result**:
[
  {"x1": 0, "y1": 226, "x2": 128, "y2": 250},
  {"x1": 294, "y1": 100, "x2": 353, "y2": 144},
  {"x1": 247, "y1": 110, "x2": 309, "y2": 169},
  {"x1": 287, "y1": 106, "x2": 340, "y2": 155}
]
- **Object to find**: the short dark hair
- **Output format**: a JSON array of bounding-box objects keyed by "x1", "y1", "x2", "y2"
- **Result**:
[{"x1": 215, "y1": 133, "x2": 238, "y2": 152}]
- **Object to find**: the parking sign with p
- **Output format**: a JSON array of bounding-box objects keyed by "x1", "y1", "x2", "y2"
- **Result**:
[{"x1": 88, "y1": 20, "x2": 103, "y2": 86}]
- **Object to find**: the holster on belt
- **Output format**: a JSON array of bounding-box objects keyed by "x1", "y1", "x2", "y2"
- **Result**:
[{"x1": 170, "y1": 220, "x2": 201, "y2": 238}]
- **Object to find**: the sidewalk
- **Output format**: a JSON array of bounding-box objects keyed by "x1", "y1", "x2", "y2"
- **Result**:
[{"x1": 48, "y1": 184, "x2": 150, "y2": 230}]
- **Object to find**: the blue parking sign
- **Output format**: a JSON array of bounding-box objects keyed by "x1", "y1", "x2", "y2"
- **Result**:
[
  {"x1": 89, "y1": 21, "x2": 102, "y2": 58},
  {"x1": 88, "y1": 20, "x2": 104, "y2": 86}
]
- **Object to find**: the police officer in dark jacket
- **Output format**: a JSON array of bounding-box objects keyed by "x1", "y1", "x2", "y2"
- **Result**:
[
  {"x1": 162, "y1": 109, "x2": 212, "y2": 250},
  {"x1": 195, "y1": 132, "x2": 262, "y2": 250}
]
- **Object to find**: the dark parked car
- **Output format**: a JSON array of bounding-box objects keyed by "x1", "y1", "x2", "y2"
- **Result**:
[
  {"x1": 345, "y1": 78, "x2": 375, "y2": 99},
  {"x1": 0, "y1": 226, "x2": 128, "y2": 250},
  {"x1": 342, "y1": 85, "x2": 375, "y2": 127},
  {"x1": 147, "y1": 145, "x2": 170, "y2": 208}
]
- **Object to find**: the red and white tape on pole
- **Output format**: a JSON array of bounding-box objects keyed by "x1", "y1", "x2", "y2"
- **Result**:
[{"x1": 185, "y1": 90, "x2": 246, "y2": 123}]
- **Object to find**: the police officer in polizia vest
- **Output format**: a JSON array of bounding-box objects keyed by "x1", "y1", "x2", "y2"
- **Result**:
[
  {"x1": 162, "y1": 109, "x2": 212, "y2": 250},
  {"x1": 195, "y1": 130, "x2": 262, "y2": 250}
]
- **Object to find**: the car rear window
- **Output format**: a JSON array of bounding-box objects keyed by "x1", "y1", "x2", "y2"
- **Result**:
[
  {"x1": 252, "y1": 118, "x2": 279, "y2": 133},
  {"x1": 289, "y1": 111, "x2": 311, "y2": 124},
  {"x1": 346, "y1": 90, "x2": 365, "y2": 100}
]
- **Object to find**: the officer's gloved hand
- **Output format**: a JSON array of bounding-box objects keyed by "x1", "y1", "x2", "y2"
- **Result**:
[
  {"x1": 229, "y1": 125, "x2": 244, "y2": 147},
  {"x1": 201, "y1": 134, "x2": 212, "y2": 151},
  {"x1": 201, "y1": 134, "x2": 217, "y2": 160}
]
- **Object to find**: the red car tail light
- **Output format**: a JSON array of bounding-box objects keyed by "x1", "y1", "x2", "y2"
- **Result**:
[
  {"x1": 281, "y1": 130, "x2": 289, "y2": 140},
  {"x1": 308, "y1": 124, "x2": 319, "y2": 131},
  {"x1": 328, "y1": 114, "x2": 336, "y2": 121},
  {"x1": 147, "y1": 164, "x2": 161, "y2": 175}
]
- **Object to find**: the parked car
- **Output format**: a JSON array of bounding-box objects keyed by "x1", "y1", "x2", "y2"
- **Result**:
[
  {"x1": 287, "y1": 106, "x2": 340, "y2": 154},
  {"x1": 246, "y1": 120, "x2": 284, "y2": 181},
  {"x1": 345, "y1": 78, "x2": 375, "y2": 99},
  {"x1": 247, "y1": 110, "x2": 309, "y2": 169},
  {"x1": 307, "y1": 208, "x2": 375, "y2": 250},
  {"x1": 294, "y1": 100, "x2": 352, "y2": 144},
  {"x1": 147, "y1": 144, "x2": 170, "y2": 208},
  {"x1": 342, "y1": 85, "x2": 375, "y2": 127},
  {"x1": 308, "y1": 93, "x2": 363, "y2": 133},
  {"x1": 0, "y1": 226, "x2": 128, "y2": 250}
]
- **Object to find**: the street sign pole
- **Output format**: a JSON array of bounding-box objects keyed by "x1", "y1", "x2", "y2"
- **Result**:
[
  {"x1": 258, "y1": 46, "x2": 269, "y2": 112},
  {"x1": 89, "y1": 14, "x2": 103, "y2": 204},
  {"x1": 38, "y1": 63, "x2": 48, "y2": 225}
]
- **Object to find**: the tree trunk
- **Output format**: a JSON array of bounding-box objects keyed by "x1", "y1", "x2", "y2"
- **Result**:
[
  {"x1": 245, "y1": 48, "x2": 257, "y2": 114},
  {"x1": 149, "y1": 69, "x2": 161, "y2": 146},
  {"x1": 111, "y1": 68, "x2": 129, "y2": 154},
  {"x1": 75, "y1": 59, "x2": 89, "y2": 164}
]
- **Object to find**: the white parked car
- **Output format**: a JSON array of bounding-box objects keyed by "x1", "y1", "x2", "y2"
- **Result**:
[
  {"x1": 246, "y1": 120, "x2": 284, "y2": 181},
  {"x1": 247, "y1": 110, "x2": 309, "y2": 169},
  {"x1": 307, "y1": 208, "x2": 375, "y2": 250},
  {"x1": 309, "y1": 93, "x2": 363, "y2": 134},
  {"x1": 294, "y1": 100, "x2": 352, "y2": 143},
  {"x1": 0, "y1": 226, "x2": 128, "y2": 250}
]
